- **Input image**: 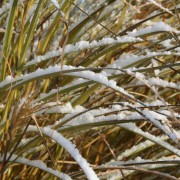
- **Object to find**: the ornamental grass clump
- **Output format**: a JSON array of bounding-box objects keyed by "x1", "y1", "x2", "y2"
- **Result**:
[{"x1": 0, "y1": 0, "x2": 180, "y2": 179}]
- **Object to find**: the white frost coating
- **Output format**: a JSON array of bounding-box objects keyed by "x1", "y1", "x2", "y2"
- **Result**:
[
  {"x1": 27, "y1": 126, "x2": 99, "y2": 180},
  {"x1": 24, "y1": 36, "x2": 142, "y2": 67},
  {"x1": 100, "y1": 170, "x2": 123, "y2": 180},
  {"x1": 15, "y1": 98, "x2": 28, "y2": 116},
  {"x1": 160, "y1": 39, "x2": 180, "y2": 52},
  {"x1": 60, "y1": 111, "x2": 142, "y2": 127},
  {"x1": 0, "y1": 75, "x2": 13, "y2": 88},
  {"x1": 0, "y1": 2, "x2": 11, "y2": 15},
  {"x1": 0, "y1": 65, "x2": 134, "y2": 100},
  {"x1": 50, "y1": 0, "x2": 60, "y2": 9},
  {"x1": 131, "y1": 68, "x2": 180, "y2": 90},
  {"x1": 54, "y1": 100, "x2": 173, "y2": 122},
  {"x1": 142, "y1": 109, "x2": 179, "y2": 144},
  {"x1": 127, "y1": 22, "x2": 179, "y2": 37},
  {"x1": 108, "y1": 170, "x2": 134, "y2": 180},
  {"x1": 0, "y1": 153, "x2": 71, "y2": 180},
  {"x1": 0, "y1": 104, "x2": 5, "y2": 109},
  {"x1": 126, "y1": 70, "x2": 179, "y2": 115},
  {"x1": 147, "y1": 77, "x2": 180, "y2": 90},
  {"x1": 148, "y1": 0, "x2": 174, "y2": 16},
  {"x1": 104, "y1": 156, "x2": 180, "y2": 179},
  {"x1": 38, "y1": 102, "x2": 85, "y2": 114},
  {"x1": 117, "y1": 139, "x2": 157, "y2": 160},
  {"x1": 117, "y1": 128, "x2": 180, "y2": 161},
  {"x1": 120, "y1": 123, "x2": 180, "y2": 156},
  {"x1": 18, "y1": 137, "x2": 35, "y2": 147},
  {"x1": 2, "y1": 0, "x2": 14, "y2": 47},
  {"x1": 144, "y1": 100, "x2": 165, "y2": 106},
  {"x1": 151, "y1": 58, "x2": 160, "y2": 75},
  {"x1": 0, "y1": 65, "x2": 67, "y2": 89},
  {"x1": 107, "y1": 51, "x2": 180, "y2": 69},
  {"x1": 107, "y1": 156, "x2": 180, "y2": 167},
  {"x1": 160, "y1": 39, "x2": 173, "y2": 48},
  {"x1": 127, "y1": 69, "x2": 180, "y2": 92},
  {"x1": 55, "y1": 102, "x2": 178, "y2": 129},
  {"x1": 66, "y1": 68, "x2": 134, "y2": 99},
  {"x1": 60, "y1": 109, "x2": 167, "y2": 127}
]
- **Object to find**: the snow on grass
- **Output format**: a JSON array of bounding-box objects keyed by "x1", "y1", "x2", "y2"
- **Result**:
[
  {"x1": 147, "y1": 77, "x2": 180, "y2": 90},
  {"x1": 144, "y1": 100, "x2": 165, "y2": 106},
  {"x1": 101, "y1": 156, "x2": 180, "y2": 179},
  {"x1": 24, "y1": 36, "x2": 142, "y2": 68},
  {"x1": 0, "y1": 75, "x2": 13, "y2": 88},
  {"x1": 0, "y1": 65, "x2": 134, "y2": 100},
  {"x1": 126, "y1": 68, "x2": 180, "y2": 91},
  {"x1": 17, "y1": 137, "x2": 35, "y2": 148},
  {"x1": 159, "y1": 39, "x2": 180, "y2": 52},
  {"x1": 107, "y1": 156, "x2": 180, "y2": 168},
  {"x1": 0, "y1": 104, "x2": 5, "y2": 109},
  {"x1": 50, "y1": 0, "x2": 60, "y2": 9},
  {"x1": 54, "y1": 101, "x2": 178, "y2": 132},
  {"x1": 126, "y1": 69, "x2": 180, "y2": 111},
  {"x1": 67, "y1": 68, "x2": 134, "y2": 99},
  {"x1": 27, "y1": 126, "x2": 99, "y2": 180},
  {"x1": 0, "y1": 153, "x2": 71, "y2": 180},
  {"x1": 117, "y1": 137, "x2": 164, "y2": 160},
  {"x1": 127, "y1": 22, "x2": 179, "y2": 37},
  {"x1": 58, "y1": 109, "x2": 168, "y2": 127},
  {"x1": 0, "y1": 65, "x2": 80, "y2": 89},
  {"x1": 38, "y1": 102, "x2": 85, "y2": 114},
  {"x1": 120, "y1": 123, "x2": 180, "y2": 156},
  {"x1": 115, "y1": 156, "x2": 180, "y2": 165},
  {"x1": 59, "y1": 110, "x2": 143, "y2": 127},
  {"x1": 148, "y1": 0, "x2": 174, "y2": 16},
  {"x1": 142, "y1": 109, "x2": 179, "y2": 144},
  {"x1": 133, "y1": 75, "x2": 180, "y2": 90},
  {"x1": 107, "y1": 51, "x2": 180, "y2": 70},
  {"x1": 108, "y1": 170, "x2": 133, "y2": 180}
]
